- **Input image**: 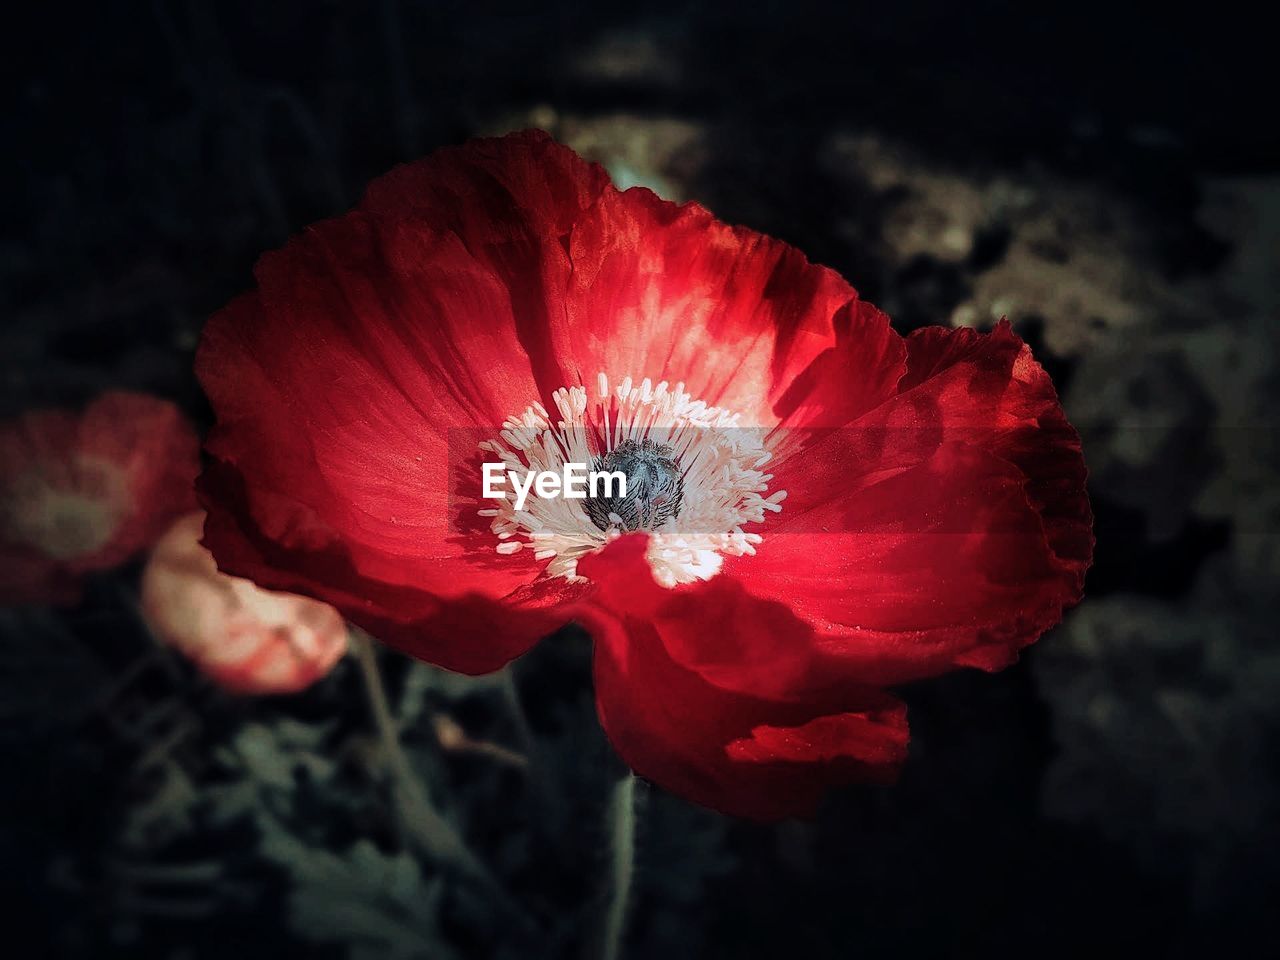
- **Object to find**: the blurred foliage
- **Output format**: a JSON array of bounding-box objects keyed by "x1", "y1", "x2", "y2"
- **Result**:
[{"x1": 3, "y1": 586, "x2": 735, "y2": 958}]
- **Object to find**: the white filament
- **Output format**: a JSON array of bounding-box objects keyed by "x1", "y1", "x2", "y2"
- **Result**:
[{"x1": 479, "y1": 373, "x2": 783, "y2": 587}]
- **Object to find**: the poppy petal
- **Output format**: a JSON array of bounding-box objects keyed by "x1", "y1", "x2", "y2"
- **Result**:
[
  {"x1": 578, "y1": 537, "x2": 909, "y2": 819},
  {"x1": 771, "y1": 297, "x2": 908, "y2": 431},
  {"x1": 735, "y1": 321, "x2": 1091, "y2": 683},
  {"x1": 366, "y1": 131, "x2": 857, "y2": 425},
  {"x1": 561, "y1": 184, "x2": 855, "y2": 426}
]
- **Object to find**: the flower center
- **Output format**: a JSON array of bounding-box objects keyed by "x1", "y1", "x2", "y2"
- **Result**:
[
  {"x1": 583, "y1": 437, "x2": 684, "y2": 532},
  {"x1": 1, "y1": 457, "x2": 126, "y2": 561},
  {"x1": 478, "y1": 373, "x2": 785, "y2": 587}
]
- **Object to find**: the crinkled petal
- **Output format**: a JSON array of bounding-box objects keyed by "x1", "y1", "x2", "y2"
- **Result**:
[
  {"x1": 368, "y1": 130, "x2": 857, "y2": 425},
  {"x1": 561, "y1": 184, "x2": 855, "y2": 426},
  {"x1": 195, "y1": 212, "x2": 586, "y2": 669},
  {"x1": 772, "y1": 297, "x2": 907, "y2": 431},
  {"x1": 897, "y1": 321, "x2": 1094, "y2": 573},
  {"x1": 738, "y1": 321, "x2": 1092, "y2": 683},
  {"x1": 578, "y1": 537, "x2": 909, "y2": 820}
]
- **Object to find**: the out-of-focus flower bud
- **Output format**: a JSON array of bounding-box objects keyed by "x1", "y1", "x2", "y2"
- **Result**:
[{"x1": 142, "y1": 512, "x2": 347, "y2": 694}]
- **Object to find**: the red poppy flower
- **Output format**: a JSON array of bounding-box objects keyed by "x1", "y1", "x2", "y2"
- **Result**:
[
  {"x1": 142, "y1": 512, "x2": 347, "y2": 695},
  {"x1": 0, "y1": 391, "x2": 200, "y2": 605},
  {"x1": 196, "y1": 131, "x2": 1091, "y2": 817}
]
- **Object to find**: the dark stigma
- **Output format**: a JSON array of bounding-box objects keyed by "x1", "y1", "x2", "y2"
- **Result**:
[{"x1": 583, "y1": 438, "x2": 684, "y2": 531}]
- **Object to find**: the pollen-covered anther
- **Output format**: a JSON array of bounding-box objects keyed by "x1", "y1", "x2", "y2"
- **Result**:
[{"x1": 479, "y1": 373, "x2": 783, "y2": 586}]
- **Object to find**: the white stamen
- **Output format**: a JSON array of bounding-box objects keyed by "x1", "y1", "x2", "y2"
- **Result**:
[{"x1": 478, "y1": 371, "x2": 784, "y2": 586}]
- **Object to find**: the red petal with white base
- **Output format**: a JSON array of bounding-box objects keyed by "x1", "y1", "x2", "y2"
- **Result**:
[{"x1": 360, "y1": 131, "x2": 855, "y2": 426}]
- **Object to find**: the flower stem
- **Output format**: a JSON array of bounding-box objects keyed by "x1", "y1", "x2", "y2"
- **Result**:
[
  {"x1": 499, "y1": 666, "x2": 560, "y2": 816},
  {"x1": 499, "y1": 666, "x2": 537, "y2": 759},
  {"x1": 602, "y1": 772, "x2": 639, "y2": 960},
  {"x1": 351, "y1": 632, "x2": 513, "y2": 906}
]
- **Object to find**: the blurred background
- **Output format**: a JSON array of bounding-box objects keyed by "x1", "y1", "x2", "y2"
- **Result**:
[{"x1": 3, "y1": 1, "x2": 1278, "y2": 957}]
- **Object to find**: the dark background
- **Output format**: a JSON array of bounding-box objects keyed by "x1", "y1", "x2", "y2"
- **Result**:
[{"x1": 3, "y1": 2, "x2": 1278, "y2": 957}]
